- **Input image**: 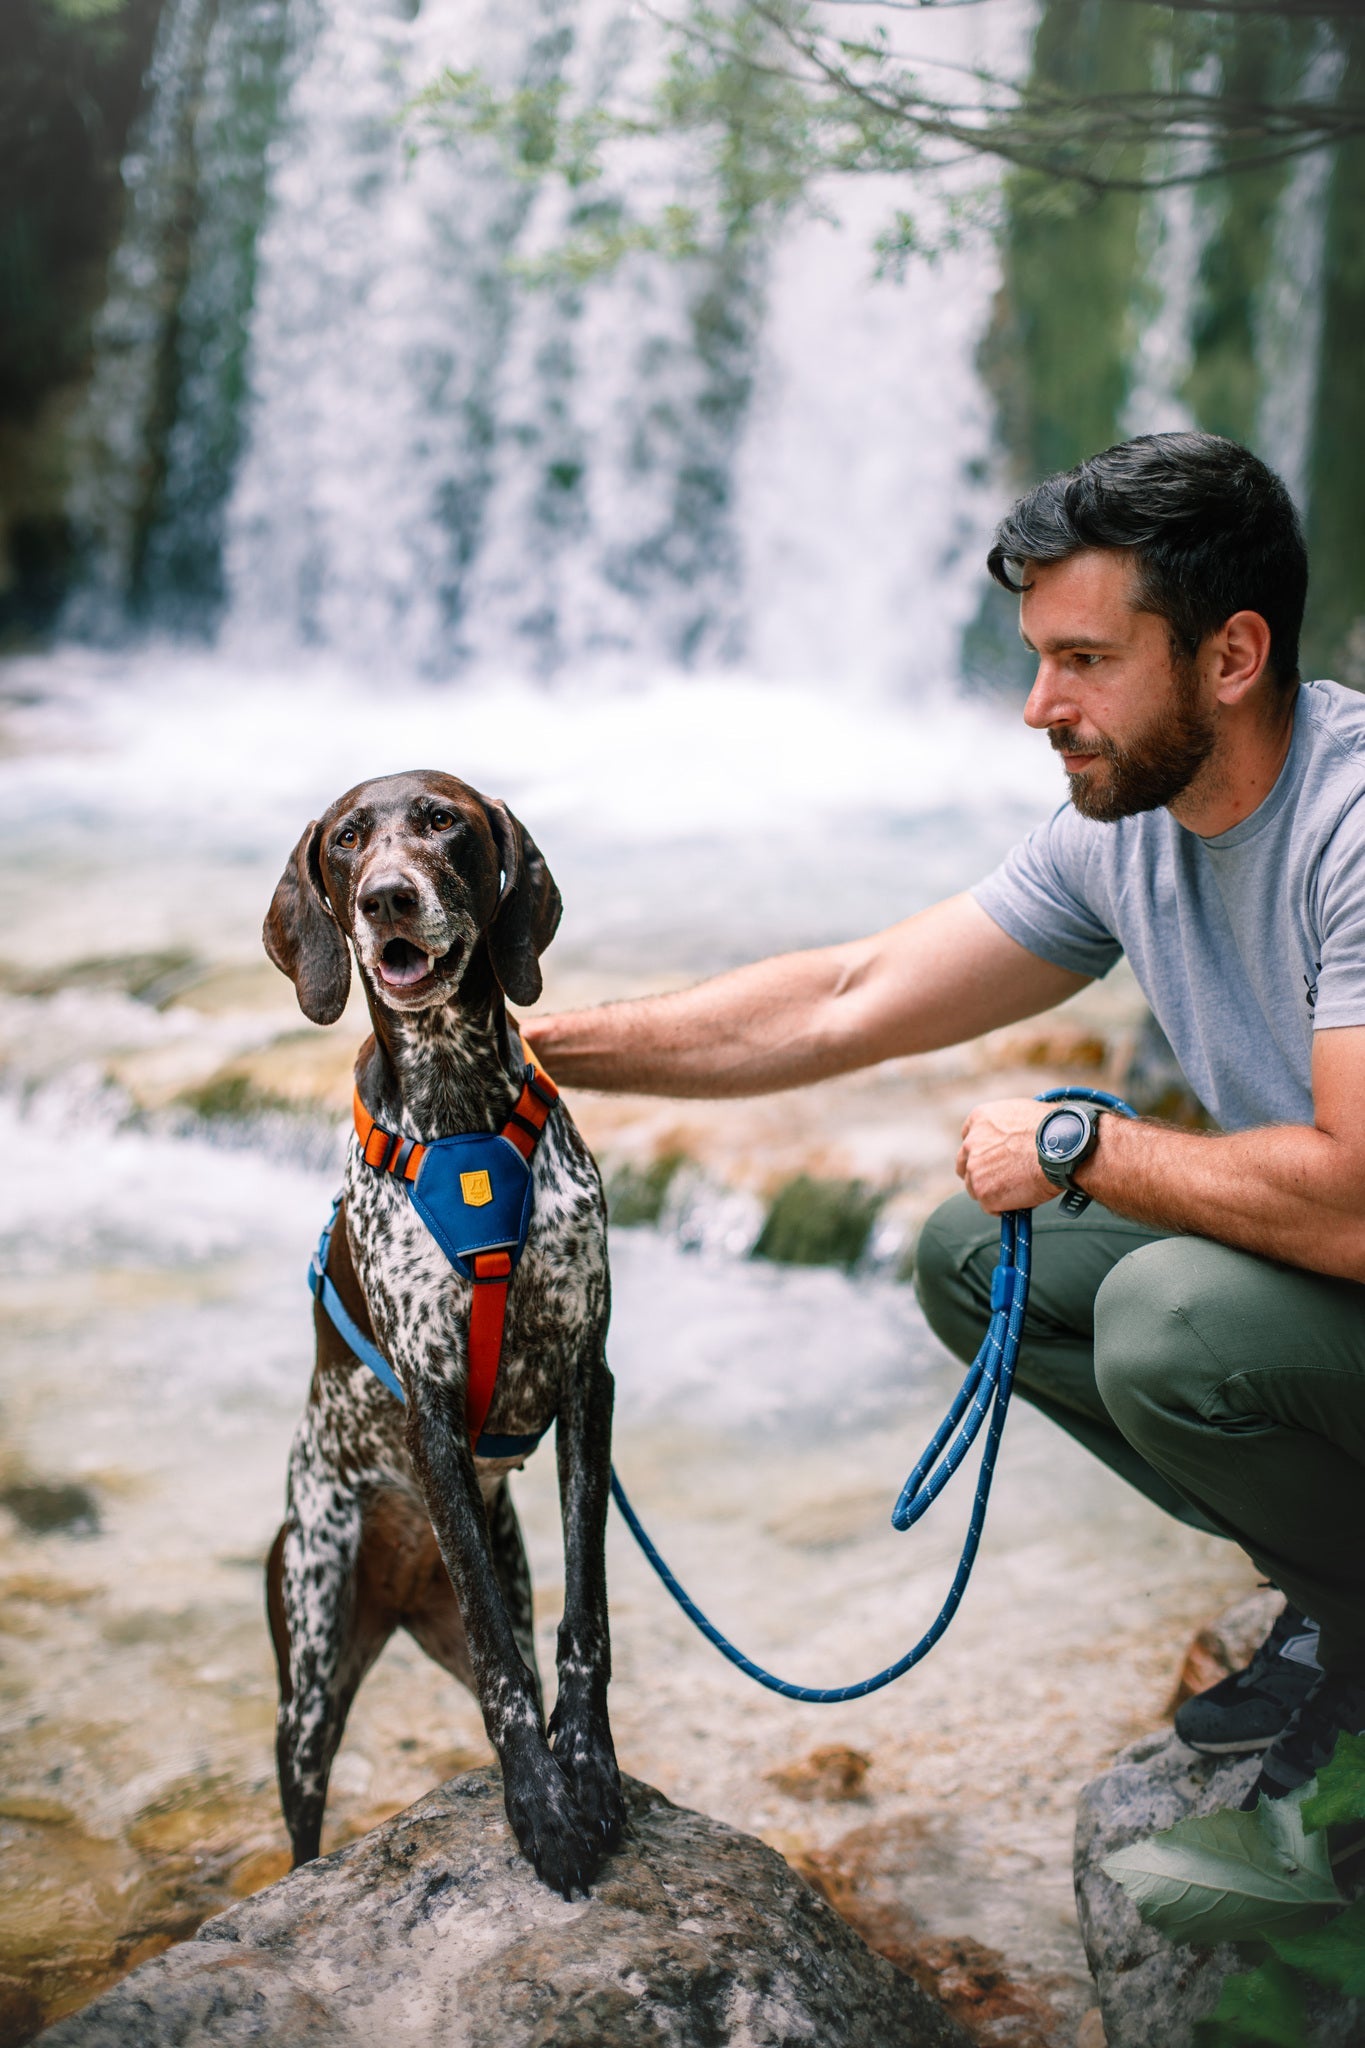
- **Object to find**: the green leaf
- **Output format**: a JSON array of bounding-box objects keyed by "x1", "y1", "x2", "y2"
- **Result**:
[
  {"x1": 1192, "y1": 1958, "x2": 1307, "y2": 2048},
  {"x1": 1269, "y1": 1896, "x2": 1365, "y2": 1996},
  {"x1": 1302, "y1": 1731, "x2": 1365, "y2": 1833},
  {"x1": 1102, "y1": 1795, "x2": 1341, "y2": 1946}
]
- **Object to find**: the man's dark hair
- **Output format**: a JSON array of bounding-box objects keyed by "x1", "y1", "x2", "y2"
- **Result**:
[{"x1": 987, "y1": 433, "x2": 1308, "y2": 693}]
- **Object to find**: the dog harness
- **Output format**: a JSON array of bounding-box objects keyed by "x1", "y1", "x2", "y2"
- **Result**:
[{"x1": 309, "y1": 1042, "x2": 559, "y2": 1460}]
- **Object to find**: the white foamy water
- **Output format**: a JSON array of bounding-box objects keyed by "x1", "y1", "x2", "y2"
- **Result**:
[{"x1": 0, "y1": 647, "x2": 1058, "y2": 979}]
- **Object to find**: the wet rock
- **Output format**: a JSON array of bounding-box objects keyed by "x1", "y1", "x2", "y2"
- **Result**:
[
  {"x1": 0, "y1": 1482, "x2": 99, "y2": 1539},
  {"x1": 766, "y1": 1744, "x2": 871, "y2": 1804},
  {"x1": 753, "y1": 1174, "x2": 883, "y2": 1272},
  {"x1": 34, "y1": 1771, "x2": 972, "y2": 2048},
  {"x1": 0, "y1": 1973, "x2": 43, "y2": 2045},
  {"x1": 795, "y1": 1821, "x2": 1078, "y2": 2048},
  {"x1": 1074, "y1": 1730, "x2": 1364, "y2": 2048},
  {"x1": 1167, "y1": 1585, "x2": 1283, "y2": 1712}
]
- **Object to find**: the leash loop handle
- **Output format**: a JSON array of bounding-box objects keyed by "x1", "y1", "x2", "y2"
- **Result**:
[{"x1": 610, "y1": 1087, "x2": 1137, "y2": 1702}]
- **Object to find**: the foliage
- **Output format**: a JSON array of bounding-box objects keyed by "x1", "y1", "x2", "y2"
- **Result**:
[
  {"x1": 412, "y1": 0, "x2": 1363, "y2": 285},
  {"x1": 1102, "y1": 1790, "x2": 1340, "y2": 1945},
  {"x1": 1302, "y1": 1732, "x2": 1365, "y2": 1832},
  {"x1": 1104, "y1": 1734, "x2": 1365, "y2": 2048},
  {"x1": 1195, "y1": 1957, "x2": 1309, "y2": 2047},
  {"x1": 41, "y1": 0, "x2": 131, "y2": 20}
]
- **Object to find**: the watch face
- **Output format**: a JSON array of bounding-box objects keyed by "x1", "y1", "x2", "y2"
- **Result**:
[{"x1": 1039, "y1": 1108, "x2": 1089, "y2": 1162}]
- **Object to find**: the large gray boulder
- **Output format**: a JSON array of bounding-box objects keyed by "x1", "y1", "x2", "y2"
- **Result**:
[
  {"x1": 1075, "y1": 1729, "x2": 1363, "y2": 2048},
  {"x1": 36, "y1": 1771, "x2": 972, "y2": 2048}
]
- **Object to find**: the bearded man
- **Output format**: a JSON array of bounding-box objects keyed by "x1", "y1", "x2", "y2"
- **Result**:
[{"x1": 532, "y1": 432, "x2": 1365, "y2": 1807}]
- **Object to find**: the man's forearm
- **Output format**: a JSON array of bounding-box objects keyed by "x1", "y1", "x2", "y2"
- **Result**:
[
  {"x1": 528, "y1": 897, "x2": 1089, "y2": 1098},
  {"x1": 1078, "y1": 1117, "x2": 1365, "y2": 1282},
  {"x1": 527, "y1": 945, "x2": 871, "y2": 1098}
]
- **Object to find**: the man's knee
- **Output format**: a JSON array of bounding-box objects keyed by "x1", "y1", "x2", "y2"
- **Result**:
[
  {"x1": 914, "y1": 1192, "x2": 997, "y2": 1364},
  {"x1": 1093, "y1": 1238, "x2": 1231, "y2": 1438}
]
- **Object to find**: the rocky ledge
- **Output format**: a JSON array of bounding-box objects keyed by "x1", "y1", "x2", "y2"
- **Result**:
[
  {"x1": 34, "y1": 1770, "x2": 972, "y2": 2048},
  {"x1": 1075, "y1": 1730, "x2": 1364, "y2": 2048}
]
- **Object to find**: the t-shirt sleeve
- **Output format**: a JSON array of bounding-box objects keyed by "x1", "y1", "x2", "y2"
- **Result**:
[
  {"x1": 1311, "y1": 799, "x2": 1365, "y2": 1029},
  {"x1": 971, "y1": 805, "x2": 1123, "y2": 980}
]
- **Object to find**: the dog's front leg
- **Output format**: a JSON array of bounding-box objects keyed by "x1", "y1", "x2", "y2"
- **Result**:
[
  {"x1": 547, "y1": 1340, "x2": 626, "y2": 1852},
  {"x1": 404, "y1": 1377, "x2": 603, "y2": 1896}
]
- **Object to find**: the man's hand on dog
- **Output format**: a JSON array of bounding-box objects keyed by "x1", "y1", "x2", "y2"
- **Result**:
[{"x1": 957, "y1": 1097, "x2": 1059, "y2": 1214}]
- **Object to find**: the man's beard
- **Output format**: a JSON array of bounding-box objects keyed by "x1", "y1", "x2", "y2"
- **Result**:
[{"x1": 1053, "y1": 664, "x2": 1216, "y2": 823}]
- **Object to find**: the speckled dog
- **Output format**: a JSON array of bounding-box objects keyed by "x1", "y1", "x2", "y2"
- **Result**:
[{"x1": 262, "y1": 771, "x2": 624, "y2": 1897}]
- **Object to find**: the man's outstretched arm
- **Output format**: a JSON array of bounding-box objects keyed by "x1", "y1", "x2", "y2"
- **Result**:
[
  {"x1": 957, "y1": 1024, "x2": 1365, "y2": 1283},
  {"x1": 529, "y1": 894, "x2": 1089, "y2": 1098}
]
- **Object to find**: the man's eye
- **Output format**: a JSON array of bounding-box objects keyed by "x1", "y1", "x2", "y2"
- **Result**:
[
  {"x1": 429, "y1": 810, "x2": 454, "y2": 831},
  {"x1": 337, "y1": 826, "x2": 358, "y2": 847}
]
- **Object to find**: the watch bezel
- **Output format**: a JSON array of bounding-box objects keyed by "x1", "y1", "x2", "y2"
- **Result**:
[{"x1": 1036, "y1": 1102, "x2": 1102, "y2": 1189}]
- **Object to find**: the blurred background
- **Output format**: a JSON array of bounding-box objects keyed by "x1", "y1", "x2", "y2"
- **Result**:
[{"x1": 0, "y1": 2, "x2": 1356, "y2": 2040}]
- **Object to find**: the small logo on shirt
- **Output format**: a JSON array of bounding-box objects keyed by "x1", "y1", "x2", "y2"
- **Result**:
[{"x1": 1304, "y1": 963, "x2": 1321, "y2": 1012}]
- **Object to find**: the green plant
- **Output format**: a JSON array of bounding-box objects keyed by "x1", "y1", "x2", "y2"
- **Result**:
[{"x1": 1103, "y1": 1732, "x2": 1365, "y2": 2046}]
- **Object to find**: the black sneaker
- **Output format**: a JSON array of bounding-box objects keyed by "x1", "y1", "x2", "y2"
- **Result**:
[
  {"x1": 1175, "y1": 1605, "x2": 1321, "y2": 1756},
  {"x1": 1240, "y1": 1669, "x2": 1365, "y2": 1808}
]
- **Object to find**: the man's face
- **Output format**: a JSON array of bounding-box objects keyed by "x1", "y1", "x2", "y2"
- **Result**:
[{"x1": 1018, "y1": 549, "x2": 1215, "y2": 823}]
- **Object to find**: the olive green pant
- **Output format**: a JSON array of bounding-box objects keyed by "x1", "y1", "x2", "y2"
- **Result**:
[{"x1": 914, "y1": 1193, "x2": 1365, "y2": 1675}]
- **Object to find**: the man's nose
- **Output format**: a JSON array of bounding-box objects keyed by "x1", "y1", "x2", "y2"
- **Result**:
[
  {"x1": 1023, "y1": 659, "x2": 1077, "y2": 732},
  {"x1": 359, "y1": 871, "x2": 420, "y2": 924}
]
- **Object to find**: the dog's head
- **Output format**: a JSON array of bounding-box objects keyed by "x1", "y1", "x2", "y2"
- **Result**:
[{"x1": 264, "y1": 771, "x2": 561, "y2": 1025}]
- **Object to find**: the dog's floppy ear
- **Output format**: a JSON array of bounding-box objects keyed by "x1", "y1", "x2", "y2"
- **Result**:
[
  {"x1": 263, "y1": 820, "x2": 351, "y2": 1025},
  {"x1": 481, "y1": 797, "x2": 562, "y2": 1007}
]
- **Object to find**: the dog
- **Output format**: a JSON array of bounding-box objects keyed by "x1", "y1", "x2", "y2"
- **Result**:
[{"x1": 262, "y1": 770, "x2": 625, "y2": 1896}]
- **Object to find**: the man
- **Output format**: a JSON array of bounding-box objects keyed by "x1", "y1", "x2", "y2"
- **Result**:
[{"x1": 531, "y1": 432, "x2": 1365, "y2": 1807}]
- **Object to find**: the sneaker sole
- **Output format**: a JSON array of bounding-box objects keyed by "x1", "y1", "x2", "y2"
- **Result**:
[{"x1": 1181, "y1": 1732, "x2": 1279, "y2": 1757}]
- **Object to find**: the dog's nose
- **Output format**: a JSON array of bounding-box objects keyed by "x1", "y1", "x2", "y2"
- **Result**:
[{"x1": 359, "y1": 872, "x2": 420, "y2": 925}]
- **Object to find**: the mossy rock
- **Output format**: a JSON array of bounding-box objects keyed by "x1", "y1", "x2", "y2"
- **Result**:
[
  {"x1": 752, "y1": 1176, "x2": 882, "y2": 1272},
  {"x1": 605, "y1": 1153, "x2": 686, "y2": 1228},
  {"x1": 175, "y1": 1072, "x2": 294, "y2": 1121}
]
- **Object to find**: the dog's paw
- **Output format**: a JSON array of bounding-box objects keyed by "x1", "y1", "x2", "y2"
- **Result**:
[
  {"x1": 548, "y1": 1709, "x2": 627, "y2": 1851},
  {"x1": 502, "y1": 1748, "x2": 605, "y2": 1899}
]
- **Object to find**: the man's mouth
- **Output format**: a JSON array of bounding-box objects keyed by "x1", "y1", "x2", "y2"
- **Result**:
[
  {"x1": 1050, "y1": 731, "x2": 1107, "y2": 773},
  {"x1": 376, "y1": 937, "x2": 464, "y2": 990}
]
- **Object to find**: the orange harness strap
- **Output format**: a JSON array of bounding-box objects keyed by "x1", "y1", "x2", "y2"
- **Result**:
[{"x1": 353, "y1": 1042, "x2": 560, "y2": 1445}]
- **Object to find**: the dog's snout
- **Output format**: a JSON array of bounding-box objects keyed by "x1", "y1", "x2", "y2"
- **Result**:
[{"x1": 359, "y1": 872, "x2": 420, "y2": 925}]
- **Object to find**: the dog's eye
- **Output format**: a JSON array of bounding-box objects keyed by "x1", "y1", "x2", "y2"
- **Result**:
[
  {"x1": 336, "y1": 826, "x2": 358, "y2": 847},
  {"x1": 429, "y1": 809, "x2": 455, "y2": 832}
]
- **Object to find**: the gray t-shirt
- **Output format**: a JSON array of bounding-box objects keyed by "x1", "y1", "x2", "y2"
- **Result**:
[{"x1": 972, "y1": 679, "x2": 1365, "y2": 1132}]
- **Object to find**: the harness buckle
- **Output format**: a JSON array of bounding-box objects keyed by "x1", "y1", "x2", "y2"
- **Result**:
[{"x1": 524, "y1": 1066, "x2": 558, "y2": 1108}]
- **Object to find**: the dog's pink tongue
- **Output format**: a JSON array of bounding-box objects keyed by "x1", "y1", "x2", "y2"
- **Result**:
[{"x1": 379, "y1": 950, "x2": 431, "y2": 987}]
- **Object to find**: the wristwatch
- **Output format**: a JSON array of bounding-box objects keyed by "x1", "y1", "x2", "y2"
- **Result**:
[{"x1": 1036, "y1": 1102, "x2": 1103, "y2": 1216}]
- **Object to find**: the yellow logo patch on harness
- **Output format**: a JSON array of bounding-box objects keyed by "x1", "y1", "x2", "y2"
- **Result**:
[{"x1": 460, "y1": 1170, "x2": 493, "y2": 1208}]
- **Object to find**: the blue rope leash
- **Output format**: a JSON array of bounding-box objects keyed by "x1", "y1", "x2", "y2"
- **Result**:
[{"x1": 609, "y1": 1088, "x2": 1137, "y2": 1702}]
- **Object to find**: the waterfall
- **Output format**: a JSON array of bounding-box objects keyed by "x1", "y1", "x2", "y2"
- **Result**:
[
  {"x1": 1254, "y1": 31, "x2": 1345, "y2": 516},
  {"x1": 63, "y1": 0, "x2": 1007, "y2": 689},
  {"x1": 62, "y1": 0, "x2": 220, "y2": 631}
]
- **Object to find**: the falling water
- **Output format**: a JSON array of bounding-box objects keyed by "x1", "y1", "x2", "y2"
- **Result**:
[{"x1": 63, "y1": 0, "x2": 1009, "y2": 687}]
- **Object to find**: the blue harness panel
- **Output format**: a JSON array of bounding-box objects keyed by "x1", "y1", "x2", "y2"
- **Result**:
[{"x1": 407, "y1": 1132, "x2": 535, "y2": 1278}]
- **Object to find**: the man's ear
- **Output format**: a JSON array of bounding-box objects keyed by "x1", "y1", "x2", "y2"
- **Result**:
[
  {"x1": 481, "y1": 798, "x2": 562, "y2": 1007},
  {"x1": 263, "y1": 820, "x2": 351, "y2": 1025}
]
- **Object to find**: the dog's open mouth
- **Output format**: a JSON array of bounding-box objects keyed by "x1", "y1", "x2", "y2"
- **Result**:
[{"x1": 377, "y1": 937, "x2": 464, "y2": 991}]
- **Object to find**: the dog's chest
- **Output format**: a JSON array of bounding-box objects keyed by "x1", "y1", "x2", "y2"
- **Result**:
[{"x1": 344, "y1": 1109, "x2": 607, "y2": 1425}]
